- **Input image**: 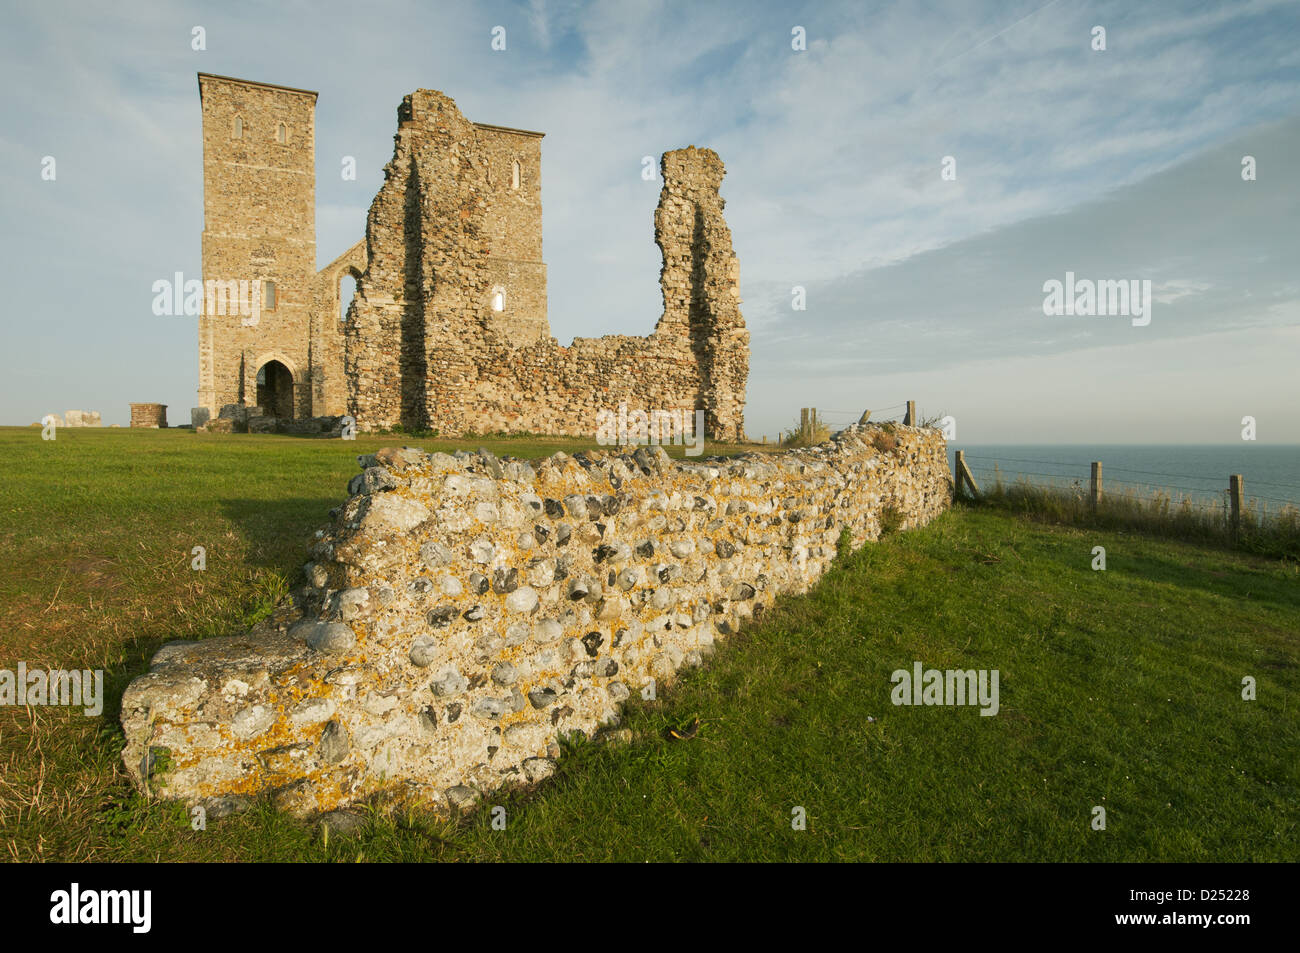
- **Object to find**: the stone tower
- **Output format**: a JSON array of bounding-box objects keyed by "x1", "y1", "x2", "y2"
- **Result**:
[
  {"x1": 192, "y1": 76, "x2": 747, "y2": 440},
  {"x1": 196, "y1": 73, "x2": 320, "y2": 420}
]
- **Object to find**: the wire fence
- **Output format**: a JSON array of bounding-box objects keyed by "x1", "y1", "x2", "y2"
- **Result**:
[
  {"x1": 956, "y1": 452, "x2": 1300, "y2": 513},
  {"x1": 815, "y1": 403, "x2": 910, "y2": 423},
  {"x1": 950, "y1": 448, "x2": 1300, "y2": 558}
]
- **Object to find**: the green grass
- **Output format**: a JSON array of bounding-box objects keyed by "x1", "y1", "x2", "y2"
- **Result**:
[{"x1": 1, "y1": 427, "x2": 1296, "y2": 861}]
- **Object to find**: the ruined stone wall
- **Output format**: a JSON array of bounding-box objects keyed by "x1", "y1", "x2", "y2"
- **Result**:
[
  {"x1": 345, "y1": 88, "x2": 750, "y2": 441},
  {"x1": 129, "y1": 403, "x2": 168, "y2": 428},
  {"x1": 311, "y1": 240, "x2": 368, "y2": 417},
  {"x1": 345, "y1": 89, "x2": 495, "y2": 432},
  {"x1": 61, "y1": 410, "x2": 102, "y2": 427},
  {"x1": 197, "y1": 74, "x2": 318, "y2": 420},
  {"x1": 119, "y1": 423, "x2": 951, "y2": 817},
  {"x1": 654, "y1": 148, "x2": 748, "y2": 440},
  {"x1": 427, "y1": 146, "x2": 749, "y2": 440},
  {"x1": 195, "y1": 78, "x2": 748, "y2": 440}
]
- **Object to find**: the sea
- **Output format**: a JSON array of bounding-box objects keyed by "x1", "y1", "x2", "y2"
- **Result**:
[{"x1": 947, "y1": 445, "x2": 1300, "y2": 512}]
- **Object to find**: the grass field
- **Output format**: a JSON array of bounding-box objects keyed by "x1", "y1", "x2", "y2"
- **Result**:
[{"x1": 1, "y1": 426, "x2": 1296, "y2": 861}]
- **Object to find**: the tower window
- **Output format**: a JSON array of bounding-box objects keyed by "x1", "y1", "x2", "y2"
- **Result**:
[
  {"x1": 262, "y1": 280, "x2": 277, "y2": 311},
  {"x1": 511, "y1": 160, "x2": 520, "y2": 190},
  {"x1": 232, "y1": 115, "x2": 244, "y2": 139},
  {"x1": 491, "y1": 287, "x2": 506, "y2": 312},
  {"x1": 276, "y1": 122, "x2": 287, "y2": 144}
]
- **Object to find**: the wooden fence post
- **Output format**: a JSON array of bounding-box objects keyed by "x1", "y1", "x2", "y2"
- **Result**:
[
  {"x1": 1230, "y1": 474, "x2": 1244, "y2": 536},
  {"x1": 1090, "y1": 461, "x2": 1103, "y2": 510},
  {"x1": 904, "y1": 400, "x2": 916, "y2": 426},
  {"x1": 954, "y1": 450, "x2": 980, "y2": 499},
  {"x1": 800, "y1": 407, "x2": 809, "y2": 443}
]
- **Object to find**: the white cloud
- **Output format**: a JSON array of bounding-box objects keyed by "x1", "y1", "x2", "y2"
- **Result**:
[{"x1": 0, "y1": 0, "x2": 1296, "y2": 437}]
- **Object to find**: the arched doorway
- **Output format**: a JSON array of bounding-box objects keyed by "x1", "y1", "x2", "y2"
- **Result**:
[{"x1": 256, "y1": 360, "x2": 294, "y2": 418}]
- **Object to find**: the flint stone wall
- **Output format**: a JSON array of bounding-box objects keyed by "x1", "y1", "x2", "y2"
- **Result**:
[{"x1": 120, "y1": 422, "x2": 950, "y2": 817}]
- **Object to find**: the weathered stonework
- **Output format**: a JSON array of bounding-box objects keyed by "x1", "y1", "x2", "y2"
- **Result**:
[
  {"x1": 346, "y1": 89, "x2": 748, "y2": 440},
  {"x1": 129, "y1": 403, "x2": 167, "y2": 428},
  {"x1": 44, "y1": 410, "x2": 102, "y2": 428},
  {"x1": 195, "y1": 75, "x2": 749, "y2": 441},
  {"x1": 120, "y1": 422, "x2": 950, "y2": 817}
]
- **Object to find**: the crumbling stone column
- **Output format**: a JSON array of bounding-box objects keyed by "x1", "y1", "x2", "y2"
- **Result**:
[{"x1": 652, "y1": 147, "x2": 749, "y2": 441}]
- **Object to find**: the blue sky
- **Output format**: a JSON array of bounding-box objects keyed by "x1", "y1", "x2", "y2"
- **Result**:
[{"x1": 2, "y1": 0, "x2": 1297, "y2": 442}]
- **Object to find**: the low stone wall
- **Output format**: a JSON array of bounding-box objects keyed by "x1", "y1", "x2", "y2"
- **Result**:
[
  {"x1": 120, "y1": 422, "x2": 951, "y2": 817},
  {"x1": 130, "y1": 403, "x2": 168, "y2": 428},
  {"x1": 248, "y1": 415, "x2": 349, "y2": 436},
  {"x1": 64, "y1": 410, "x2": 102, "y2": 427},
  {"x1": 200, "y1": 412, "x2": 347, "y2": 436}
]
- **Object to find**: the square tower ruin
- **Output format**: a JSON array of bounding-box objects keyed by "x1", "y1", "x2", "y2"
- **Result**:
[
  {"x1": 194, "y1": 75, "x2": 747, "y2": 440},
  {"x1": 197, "y1": 73, "x2": 319, "y2": 420}
]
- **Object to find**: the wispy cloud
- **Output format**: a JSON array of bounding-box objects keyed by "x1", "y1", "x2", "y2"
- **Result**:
[{"x1": 0, "y1": 0, "x2": 1296, "y2": 440}]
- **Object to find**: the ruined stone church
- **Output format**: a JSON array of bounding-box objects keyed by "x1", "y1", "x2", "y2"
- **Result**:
[{"x1": 195, "y1": 73, "x2": 749, "y2": 439}]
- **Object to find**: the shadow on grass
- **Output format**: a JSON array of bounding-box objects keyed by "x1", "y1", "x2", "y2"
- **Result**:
[
  {"x1": 96, "y1": 496, "x2": 335, "y2": 735},
  {"x1": 1117, "y1": 548, "x2": 1300, "y2": 613}
]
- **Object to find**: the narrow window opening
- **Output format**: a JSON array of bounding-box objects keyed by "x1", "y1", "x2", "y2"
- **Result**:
[
  {"x1": 262, "y1": 280, "x2": 277, "y2": 311},
  {"x1": 491, "y1": 286, "x2": 506, "y2": 312},
  {"x1": 511, "y1": 160, "x2": 520, "y2": 190},
  {"x1": 339, "y1": 273, "x2": 357, "y2": 324},
  {"x1": 232, "y1": 115, "x2": 244, "y2": 139},
  {"x1": 276, "y1": 122, "x2": 287, "y2": 144}
]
